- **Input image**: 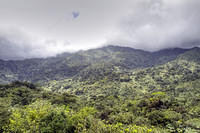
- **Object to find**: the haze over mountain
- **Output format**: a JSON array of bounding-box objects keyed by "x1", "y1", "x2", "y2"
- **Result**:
[
  {"x1": 0, "y1": 45, "x2": 198, "y2": 84},
  {"x1": 0, "y1": 0, "x2": 200, "y2": 60}
]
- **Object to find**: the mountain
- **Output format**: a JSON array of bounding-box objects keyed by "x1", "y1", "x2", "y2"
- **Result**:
[
  {"x1": 43, "y1": 46, "x2": 200, "y2": 97},
  {"x1": 41, "y1": 46, "x2": 200, "y2": 132},
  {"x1": 0, "y1": 45, "x2": 190, "y2": 84},
  {"x1": 1, "y1": 45, "x2": 200, "y2": 132}
]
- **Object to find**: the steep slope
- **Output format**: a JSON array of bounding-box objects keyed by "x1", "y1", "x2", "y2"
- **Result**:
[{"x1": 179, "y1": 47, "x2": 200, "y2": 62}]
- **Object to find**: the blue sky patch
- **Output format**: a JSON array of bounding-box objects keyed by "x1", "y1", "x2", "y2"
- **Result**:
[{"x1": 72, "y1": 12, "x2": 80, "y2": 19}]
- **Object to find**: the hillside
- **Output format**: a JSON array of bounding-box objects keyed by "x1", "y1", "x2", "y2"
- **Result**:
[
  {"x1": 44, "y1": 47, "x2": 200, "y2": 104},
  {"x1": 0, "y1": 46, "x2": 189, "y2": 84},
  {"x1": 0, "y1": 46, "x2": 200, "y2": 132},
  {"x1": 42, "y1": 47, "x2": 200, "y2": 132}
]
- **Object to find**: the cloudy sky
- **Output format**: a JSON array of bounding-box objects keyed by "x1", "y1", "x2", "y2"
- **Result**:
[{"x1": 0, "y1": 0, "x2": 200, "y2": 60}]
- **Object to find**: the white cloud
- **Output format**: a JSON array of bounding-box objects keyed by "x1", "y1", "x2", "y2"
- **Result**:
[
  {"x1": 0, "y1": 28, "x2": 72, "y2": 60},
  {"x1": 0, "y1": 0, "x2": 200, "y2": 59},
  {"x1": 110, "y1": 0, "x2": 200, "y2": 51}
]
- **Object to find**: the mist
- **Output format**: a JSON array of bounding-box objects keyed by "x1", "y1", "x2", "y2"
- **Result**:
[
  {"x1": 0, "y1": 0, "x2": 200, "y2": 59},
  {"x1": 110, "y1": 0, "x2": 200, "y2": 51}
]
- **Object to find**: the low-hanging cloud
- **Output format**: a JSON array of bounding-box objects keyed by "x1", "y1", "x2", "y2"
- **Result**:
[
  {"x1": 111, "y1": 0, "x2": 200, "y2": 51},
  {"x1": 0, "y1": 0, "x2": 200, "y2": 60},
  {"x1": 0, "y1": 28, "x2": 72, "y2": 60}
]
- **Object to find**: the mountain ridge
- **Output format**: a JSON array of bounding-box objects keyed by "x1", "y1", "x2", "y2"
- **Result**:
[
  {"x1": 0, "y1": 45, "x2": 193, "y2": 61},
  {"x1": 0, "y1": 45, "x2": 199, "y2": 84}
]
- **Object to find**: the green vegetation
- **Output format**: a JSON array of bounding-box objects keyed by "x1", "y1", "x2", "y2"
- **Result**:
[
  {"x1": 0, "y1": 46, "x2": 189, "y2": 83},
  {"x1": 0, "y1": 82, "x2": 162, "y2": 133},
  {"x1": 0, "y1": 46, "x2": 200, "y2": 132}
]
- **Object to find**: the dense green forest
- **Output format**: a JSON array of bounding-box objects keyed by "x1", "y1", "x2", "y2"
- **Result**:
[{"x1": 0, "y1": 46, "x2": 200, "y2": 132}]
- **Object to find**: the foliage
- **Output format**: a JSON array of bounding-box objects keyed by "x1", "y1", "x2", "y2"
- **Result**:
[
  {"x1": 0, "y1": 98, "x2": 10, "y2": 132},
  {"x1": 4, "y1": 100, "x2": 74, "y2": 133},
  {"x1": 0, "y1": 46, "x2": 200, "y2": 132}
]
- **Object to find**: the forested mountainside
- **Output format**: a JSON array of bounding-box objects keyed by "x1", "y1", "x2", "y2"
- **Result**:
[
  {"x1": 0, "y1": 45, "x2": 189, "y2": 84},
  {"x1": 0, "y1": 46, "x2": 200, "y2": 132}
]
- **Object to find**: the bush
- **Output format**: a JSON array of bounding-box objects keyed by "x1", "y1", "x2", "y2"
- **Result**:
[{"x1": 4, "y1": 100, "x2": 74, "y2": 133}]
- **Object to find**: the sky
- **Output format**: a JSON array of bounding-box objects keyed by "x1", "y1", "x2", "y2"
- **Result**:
[{"x1": 0, "y1": 0, "x2": 200, "y2": 60}]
